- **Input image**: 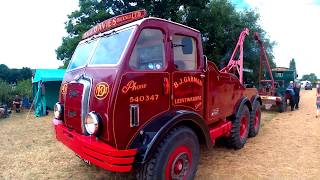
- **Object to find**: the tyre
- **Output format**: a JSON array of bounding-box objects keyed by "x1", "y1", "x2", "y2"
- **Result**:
[
  {"x1": 136, "y1": 126, "x2": 200, "y2": 180},
  {"x1": 249, "y1": 102, "x2": 261, "y2": 137},
  {"x1": 227, "y1": 105, "x2": 250, "y2": 149}
]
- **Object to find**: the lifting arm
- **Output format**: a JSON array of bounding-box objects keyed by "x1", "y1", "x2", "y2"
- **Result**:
[
  {"x1": 220, "y1": 28, "x2": 249, "y2": 84},
  {"x1": 254, "y1": 32, "x2": 275, "y2": 90}
]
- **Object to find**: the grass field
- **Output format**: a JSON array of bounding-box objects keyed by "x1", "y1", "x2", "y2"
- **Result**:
[{"x1": 0, "y1": 108, "x2": 278, "y2": 179}]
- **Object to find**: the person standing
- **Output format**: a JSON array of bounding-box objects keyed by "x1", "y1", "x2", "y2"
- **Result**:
[
  {"x1": 293, "y1": 81, "x2": 301, "y2": 109},
  {"x1": 316, "y1": 83, "x2": 320, "y2": 118},
  {"x1": 286, "y1": 81, "x2": 295, "y2": 111}
]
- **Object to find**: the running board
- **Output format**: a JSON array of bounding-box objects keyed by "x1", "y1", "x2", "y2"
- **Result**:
[{"x1": 209, "y1": 120, "x2": 232, "y2": 144}]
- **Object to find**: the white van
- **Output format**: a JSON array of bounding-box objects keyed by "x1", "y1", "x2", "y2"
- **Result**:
[{"x1": 300, "y1": 80, "x2": 311, "y2": 88}]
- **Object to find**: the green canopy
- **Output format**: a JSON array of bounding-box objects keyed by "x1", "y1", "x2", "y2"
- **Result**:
[
  {"x1": 34, "y1": 82, "x2": 47, "y2": 117},
  {"x1": 33, "y1": 69, "x2": 65, "y2": 117},
  {"x1": 33, "y1": 69, "x2": 66, "y2": 83}
]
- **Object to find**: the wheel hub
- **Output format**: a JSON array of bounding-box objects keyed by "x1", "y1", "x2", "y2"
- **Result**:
[
  {"x1": 171, "y1": 153, "x2": 189, "y2": 179},
  {"x1": 254, "y1": 110, "x2": 260, "y2": 129},
  {"x1": 240, "y1": 116, "x2": 248, "y2": 139}
]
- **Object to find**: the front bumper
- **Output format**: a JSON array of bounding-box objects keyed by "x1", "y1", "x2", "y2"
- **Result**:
[{"x1": 53, "y1": 120, "x2": 137, "y2": 172}]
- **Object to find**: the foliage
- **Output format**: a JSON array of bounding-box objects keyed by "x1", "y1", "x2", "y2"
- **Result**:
[
  {"x1": 0, "y1": 79, "x2": 32, "y2": 106},
  {"x1": 56, "y1": 0, "x2": 116, "y2": 68},
  {"x1": 0, "y1": 64, "x2": 10, "y2": 81},
  {"x1": 0, "y1": 80, "x2": 12, "y2": 105},
  {"x1": 289, "y1": 58, "x2": 297, "y2": 76},
  {"x1": 0, "y1": 64, "x2": 32, "y2": 84},
  {"x1": 15, "y1": 79, "x2": 33, "y2": 98},
  {"x1": 56, "y1": 0, "x2": 276, "y2": 83},
  {"x1": 302, "y1": 73, "x2": 318, "y2": 83}
]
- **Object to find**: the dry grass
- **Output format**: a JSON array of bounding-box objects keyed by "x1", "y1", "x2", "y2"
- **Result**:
[
  {"x1": 0, "y1": 112, "x2": 130, "y2": 180},
  {"x1": 0, "y1": 90, "x2": 317, "y2": 179},
  {"x1": 197, "y1": 90, "x2": 320, "y2": 179}
]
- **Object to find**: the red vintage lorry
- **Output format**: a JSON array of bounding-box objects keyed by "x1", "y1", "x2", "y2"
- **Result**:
[{"x1": 53, "y1": 10, "x2": 262, "y2": 179}]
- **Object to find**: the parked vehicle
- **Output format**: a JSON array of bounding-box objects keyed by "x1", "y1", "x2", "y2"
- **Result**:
[
  {"x1": 263, "y1": 67, "x2": 297, "y2": 112},
  {"x1": 53, "y1": 10, "x2": 262, "y2": 179},
  {"x1": 305, "y1": 82, "x2": 313, "y2": 90},
  {"x1": 300, "y1": 80, "x2": 311, "y2": 89}
]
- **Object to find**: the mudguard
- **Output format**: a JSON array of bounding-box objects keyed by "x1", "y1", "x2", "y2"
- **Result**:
[
  {"x1": 129, "y1": 110, "x2": 212, "y2": 164},
  {"x1": 251, "y1": 95, "x2": 262, "y2": 106},
  {"x1": 233, "y1": 97, "x2": 252, "y2": 116}
]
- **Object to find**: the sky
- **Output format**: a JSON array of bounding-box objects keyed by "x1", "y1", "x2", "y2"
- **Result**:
[
  {"x1": 0, "y1": 0, "x2": 319, "y2": 78},
  {"x1": 0, "y1": 1, "x2": 78, "y2": 69},
  {"x1": 233, "y1": 0, "x2": 320, "y2": 78}
]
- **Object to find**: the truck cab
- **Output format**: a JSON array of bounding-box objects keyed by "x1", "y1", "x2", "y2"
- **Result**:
[{"x1": 53, "y1": 10, "x2": 261, "y2": 179}]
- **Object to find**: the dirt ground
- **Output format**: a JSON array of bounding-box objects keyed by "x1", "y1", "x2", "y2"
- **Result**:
[{"x1": 0, "y1": 90, "x2": 319, "y2": 179}]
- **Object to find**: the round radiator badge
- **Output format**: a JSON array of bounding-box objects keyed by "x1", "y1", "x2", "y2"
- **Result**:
[{"x1": 95, "y1": 82, "x2": 109, "y2": 100}]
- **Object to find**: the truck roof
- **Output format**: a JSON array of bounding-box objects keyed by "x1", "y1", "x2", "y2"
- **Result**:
[
  {"x1": 139, "y1": 17, "x2": 200, "y2": 33},
  {"x1": 82, "y1": 9, "x2": 200, "y2": 40},
  {"x1": 108, "y1": 17, "x2": 200, "y2": 33}
]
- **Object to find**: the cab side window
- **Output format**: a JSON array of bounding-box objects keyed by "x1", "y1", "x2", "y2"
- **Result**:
[
  {"x1": 129, "y1": 29, "x2": 165, "y2": 70},
  {"x1": 172, "y1": 35, "x2": 197, "y2": 70}
]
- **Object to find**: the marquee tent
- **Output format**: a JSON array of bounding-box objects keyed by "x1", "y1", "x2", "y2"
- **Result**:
[{"x1": 32, "y1": 69, "x2": 65, "y2": 117}]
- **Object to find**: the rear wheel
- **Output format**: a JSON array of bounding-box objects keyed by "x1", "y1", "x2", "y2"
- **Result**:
[
  {"x1": 249, "y1": 102, "x2": 261, "y2": 137},
  {"x1": 137, "y1": 126, "x2": 200, "y2": 180},
  {"x1": 227, "y1": 105, "x2": 250, "y2": 149}
]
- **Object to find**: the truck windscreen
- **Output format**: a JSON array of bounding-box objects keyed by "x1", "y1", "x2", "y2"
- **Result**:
[
  {"x1": 68, "y1": 28, "x2": 133, "y2": 70},
  {"x1": 89, "y1": 28, "x2": 132, "y2": 65},
  {"x1": 68, "y1": 39, "x2": 97, "y2": 70}
]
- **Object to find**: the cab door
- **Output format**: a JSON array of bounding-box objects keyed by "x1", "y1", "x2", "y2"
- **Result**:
[
  {"x1": 113, "y1": 28, "x2": 171, "y2": 148},
  {"x1": 171, "y1": 34, "x2": 204, "y2": 116}
]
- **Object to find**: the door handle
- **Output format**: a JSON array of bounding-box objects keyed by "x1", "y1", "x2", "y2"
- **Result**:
[{"x1": 163, "y1": 77, "x2": 170, "y2": 95}]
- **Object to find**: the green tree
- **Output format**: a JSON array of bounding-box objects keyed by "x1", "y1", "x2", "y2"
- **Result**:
[
  {"x1": 8, "y1": 69, "x2": 20, "y2": 84},
  {"x1": 20, "y1": 67, "x2": 33, "y2": 81},
  {"x1": 0, "y1": 65, "x2": 32, "y2": 83},
  {"x1": 0, "y1": 80, "x2": 12, "y2": 105},
  {"x1": 15, "y1": 79, "x2": 32, "y2": 99},
  {"x1": 289, "y1": 58, "x2": 297, "y2": 75},
  {"x1": 0, "y1": 64, "x2": 10, "y2": 81},
  {"x1": 56, "y1": 0, "x2": 113, "y2": 68},
  {"x1": 56, "y1": 0, "x2": 208, "y2": 68},
  {"x1": 56, "y1": 0, "x2": 276, "y2": 84},
  {"x1": 302, "y1": 73, "x2": 318, "y2": 83},
  {"x1": 0, "y1": 79, "x2": 32, "y2": 106}
]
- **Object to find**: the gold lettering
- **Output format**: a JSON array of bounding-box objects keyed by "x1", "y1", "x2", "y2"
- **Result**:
[
  {"x1": 174, "y1": 82, "x2": 179, "y2": 88},
  {"x1": 174, "y1": 96, "x2": 202, "y2": 105},
  {"x1": 173, "y1": 76, "x2": 203, "y2": 89},
  {"x1": 122, "y1": 80, "x2": 147, "y2": 94}
]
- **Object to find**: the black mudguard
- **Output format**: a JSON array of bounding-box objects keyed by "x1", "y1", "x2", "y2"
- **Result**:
[
  {"x1": 251, "y1": 95, "x2": 262, "y2": 106},
  {"x1": 233, "y1": 97, "x2": 252, "y2": 116},
  {"x1": 129, "y1": 110, "x2": 212, "y2": 164}
]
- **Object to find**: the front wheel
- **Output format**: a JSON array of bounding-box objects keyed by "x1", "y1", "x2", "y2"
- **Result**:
[{"x1": 137, "y1": 126, "x2": 200, "y2": 180}]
